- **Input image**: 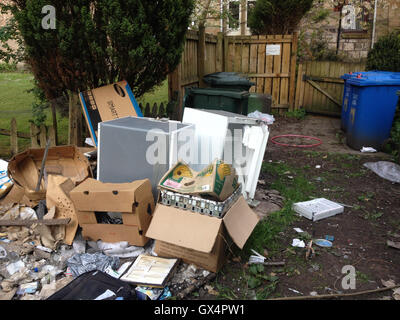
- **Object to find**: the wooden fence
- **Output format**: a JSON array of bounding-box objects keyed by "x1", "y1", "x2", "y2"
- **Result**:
[
  {"x1": 0, "y1": 102, "x2": 170, "y2": 157},
  {"x1": 169, "y1": 28, "x2": 298, "y2": 119},
  {"x1": 295, "y1": 60, "x2": 366, "y2": 116}
]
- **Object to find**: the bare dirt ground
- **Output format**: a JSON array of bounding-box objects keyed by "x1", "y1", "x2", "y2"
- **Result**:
[{"x1": 191, "y1": 115, "x2": 400, "y2": 300}]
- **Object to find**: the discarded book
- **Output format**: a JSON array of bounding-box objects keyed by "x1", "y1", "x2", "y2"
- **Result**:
[
  {"x1": 120, "y1": 255, "x2": 179, "y2": 288},
  {"x1": 292, "y1": 198, "x2": 344, "y2": 221}
]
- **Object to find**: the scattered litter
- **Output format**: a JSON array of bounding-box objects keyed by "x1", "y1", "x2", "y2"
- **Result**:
[
  {"x1": 288, "y1": 288, "x2": 302, "y2": 295},
  {"x1": 247, "y1": 110, "x2": 275, "y2": 125},
  {"x1": 136, "y1": 286, "x2": 171, "y2": 300},
  {"x1": 0, "y1": 245, "x2": 7, "y2": 259},
  {"x1": 310, "y1": 291, "x2": 318, "y2": 296},
  {"x1": 293, "y1": 198, "x2": 344, "y2": 221},
  {"x1": 66, "y1": 252, "x2": 119, "y2": 278},
  {"x1": 17, "y1": 281, "x2": 38, "y2": 295},
  {"x1": 293, "y1": 228, "x2": 304, "y2": 233},
  {"x1": 315, "y1": 165, "x2": 321, "y2": 169},
  {"x1": 363, "y1": 161, "x2": 400, "y2": 183},
  {"x1": 314, "y1": 239, "x2": 333, "y2": 248},
  {"x1": 94, "y1": 289, "x2": 116, "y2": 300},
  {"x1": 325, "y1": 235, "x2": 335, "y2": 242},
  {"x1": 36, "y1": 246, "x2": 52, "y2": 253},
  {"x1": 360, "y1": 147, "x2": 377, "y2": 153},
  {"x1": 292, "y1": 239, "x2": 305, "y2": 248},
  {"x1": 387, "y1": 240, "x2": 400, "y2": 250},
  {"x1": 248, "y1": 249, "x2": 266, "y2": 264},
  {"x1": 393, "y1": 287, "x2": 400, "y2": 300}
]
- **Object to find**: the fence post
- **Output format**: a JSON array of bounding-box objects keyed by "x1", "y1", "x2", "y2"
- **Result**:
[
  {"x1": 216, "y1": 32, "x2": 224, "y2": 72},
  {"x1": 289, "y1": 32, "x2": 299, "y2": 111},
  {"x1": 10, "y1": 118, "x2": 18, "y2": 156},
  {"x1": 39, "y1": 125, "x2": 47, "y2": 147},
  {"x1": 224, "y1": 34, "x2": 229, "y2": 72},
  {"x1": 198, "y1": 24, "x2": 206, "y2": 88},
  {"x1": 30, "y1": 123, "x2": 40, "y2": 148},
  {"x1": 48, "y1": 126, "x2": 56, "y2": 146},
  {"x1": 68, "y1": 91, "x2": 79, "y2": 146}
]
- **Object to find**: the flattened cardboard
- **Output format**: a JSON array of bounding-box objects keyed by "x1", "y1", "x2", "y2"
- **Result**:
[
  {"x1": 79, "y1": 80, "x2": 143, "y2": 146},
  {"x1": 146, "y1": 195, "x2": 259, "y2": 272},
  {"x1": 70, "y1": 178, "x2": 154, "y2": 246},
  {"x1": 46, "y1": 175, "x2": 78, "y2": 246},
  {"x1": 7, "y1": 145, "x2": 91, "y2": 204}
]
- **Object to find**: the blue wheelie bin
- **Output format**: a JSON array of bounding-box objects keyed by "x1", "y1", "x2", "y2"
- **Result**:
[
  {"x1": 346, "y1": 72, "x2": 400, "y2": 150},
  {"x1": 340, "y1": 71, "x2": 395, "y2": 132}
]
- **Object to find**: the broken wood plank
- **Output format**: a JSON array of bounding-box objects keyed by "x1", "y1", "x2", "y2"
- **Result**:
[
  {"x1": 306, "y1": 79, "x2": 341, "y2": 106},
  {"x1": 0, "y1": 218, "x2": 71, "y2": 227},
  {"x1": 177, "y1": 272, "x2": 217, "y2": 299}
]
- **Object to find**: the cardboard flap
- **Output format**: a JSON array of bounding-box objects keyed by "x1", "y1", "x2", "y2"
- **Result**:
[
  {"x1": 223, "y1": 196, "x2": 259, "y2": 249},
  {"x1": 70, "y1": 178, "x2": 150, "y2": 212},
  {"x1": 146, "y1": 205, "x2": 222, "y2": 253}
]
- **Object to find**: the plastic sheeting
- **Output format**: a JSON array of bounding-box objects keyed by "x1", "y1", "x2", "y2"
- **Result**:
[
  {"x1": 67, "y1": 252, "x2": 119, "y2": 278},
  {"x1": 363, "y1": 161, "x2": 400, "y2": 183}
]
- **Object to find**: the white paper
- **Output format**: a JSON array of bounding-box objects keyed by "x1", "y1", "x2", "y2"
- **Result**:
[
  {"x1": 94, "y1": 289, "x2": 116, "y2": 300},
  {"x1": 293, "y1": 228, "x2": 304, "y2": 233},
  {"x1": 360, "y1": 147, "x2": 377, "y2": 153},
  {"x1": 292, "y1": 239, "x2": 305, "y2": 248},
  {"x1": 266, "y1": 44, "x2": 281, "y2": 56},
  {"x1": 85, "y1": 137, "x2": 95, "y2": 147}
]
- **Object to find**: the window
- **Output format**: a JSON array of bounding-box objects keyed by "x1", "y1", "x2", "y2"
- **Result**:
[
  {"x1": 246, "y1": 1, "x2": 256, "y2": 28},
  {"x1": 228, "y1": 1, "x2": 240, "y2": 29}
]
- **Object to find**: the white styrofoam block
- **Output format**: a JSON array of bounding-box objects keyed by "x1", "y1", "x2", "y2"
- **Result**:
[{"x1": 292, "y1": 198, "x2": 344, "y2": 221}]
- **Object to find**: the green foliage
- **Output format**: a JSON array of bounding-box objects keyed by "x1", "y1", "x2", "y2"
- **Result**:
[
  {"x1": 0, "y1": 63, "x2": 18, "y2": 72},
  {"x1": 247, "y1": 264, "x2": 279, "y2": 299},
  {"x1": 28, "y1": 80, "x2": 48, "y2": 126},
  {"x1": 366, "y1": 31, "x2": 400, "y2": 72},
  {"x1": 3, "y1": 0, "x2": 194, "y2": 107},
  {"x1": 0, "y1": 14, "x2": 24, "y2": 63},
  {"x1": 312, "y1": 8, "x2": 331, "y2": 23},
  {"x1": 248, "y1": 0, "x2": 313, "y2": 35},
  {"x1": 285, "y1": 108, "x2": 306, "y2": 120}
]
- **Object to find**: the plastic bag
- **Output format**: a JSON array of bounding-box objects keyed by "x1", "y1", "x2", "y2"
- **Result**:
[
  {"x1": 67, "y1": 252, "x2": 119, "y2": 278},
  {"x1": 363, "y1": 161, "x2": 400, "y2": 184},
  {"x1": 247, "y1": 110, "x2": 275, "y2": 125}
]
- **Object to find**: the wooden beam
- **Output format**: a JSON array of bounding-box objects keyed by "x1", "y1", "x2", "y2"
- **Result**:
[
  {"x1": 0, "y1": 128, "x2": 31, "y2": 139},
  {"x1": 304, "y1": 75, "x2": 344, "y2": 84},
  {"x1": 306, "y1": 79, "x2": 341, "y2": 106},
  {"x1": 289, "y1": 32, "x2": 298, "y2": 111},
  {"x1": 248, "y1": 73, "x2": 290, "y2": 78},
  {"x1": 0, "y1": 218, "x2": 71, "y2": 227}
]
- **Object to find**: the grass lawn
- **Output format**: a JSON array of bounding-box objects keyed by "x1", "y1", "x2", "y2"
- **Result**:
[{"x1": 0, "y1": 72, "x2": 168, "y2": 158}]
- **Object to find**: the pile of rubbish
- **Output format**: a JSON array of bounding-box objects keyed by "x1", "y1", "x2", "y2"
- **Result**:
[{"x1": 0, "y1": 80, "x2": 271, "y2": 300}]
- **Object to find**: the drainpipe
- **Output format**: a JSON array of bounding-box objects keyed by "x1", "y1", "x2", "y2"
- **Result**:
[{"x1": 371, "y1": 0, "x2": 378, "y2": 48}]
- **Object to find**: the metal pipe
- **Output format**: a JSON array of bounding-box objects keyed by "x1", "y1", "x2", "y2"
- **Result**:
[{"x1": 371, "y1": 0, "x2": 378, "y2": 48}]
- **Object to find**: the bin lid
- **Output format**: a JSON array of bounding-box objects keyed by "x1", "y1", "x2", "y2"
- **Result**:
[
  {"x1": 188, "y1": 87, "x2": 250, "y2": 98},
  {"x1": 340, "y1": 71, "x2": 396, "y2": 80},
  {"x1": 203, "y1": 72, "x2": 255, "y2": 87},
  {"x1": 347, "y1": 71, "x2": 400, "y2": 86}
]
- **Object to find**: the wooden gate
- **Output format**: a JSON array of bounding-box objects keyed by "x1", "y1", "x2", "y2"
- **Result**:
[
  {"x1": 169, "y1": 30, "x2": 298, "y2": 119},
  {"x1": 225, "y1": 34, "x2": 298, "y2": 112},
  {"x1": 295, "y1": 61, "x2": 366, "y2": 116}
]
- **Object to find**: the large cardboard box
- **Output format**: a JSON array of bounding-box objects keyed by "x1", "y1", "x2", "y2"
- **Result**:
[
  {"x1": 146, "y1": 195, "x2": 259, "y2": 272},
  {"x1": 7, "y1": 145, "x2": 91, "y2": 206},
  {"x1": 70, "y1": 178, "x2": 154, "y2": 246},
  {"x1": 79, "y1": 80, "x2": 143, "y2": 146}
]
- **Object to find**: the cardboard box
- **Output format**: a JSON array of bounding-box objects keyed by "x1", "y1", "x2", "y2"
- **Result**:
[
  {"x1": 158, "y1": 159, "x2": 239, "y2": 201},
  {"x1": 7, "y1": 145, "x2": 91, "y2": 206},
  {"x1": 146, "y1": 195, "x2": 259, "y2": 272},
  {"x1": 70, "y1": 178, "x2": 154, "y2": 246},
  {"x1": 79, "y1": 80, "x2": 143, "y2": 146}
]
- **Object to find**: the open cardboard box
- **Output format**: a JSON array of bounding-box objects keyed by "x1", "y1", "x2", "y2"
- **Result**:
[
  {"x1": 146, "y1": 195, "x2": 259, "y2": 272},
  {"x1": 7, "y1": 145, "x2": 91, "y2": 206},
  {"x1": 70, "y1": 178, "x2": 154, "y2": 246}
]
